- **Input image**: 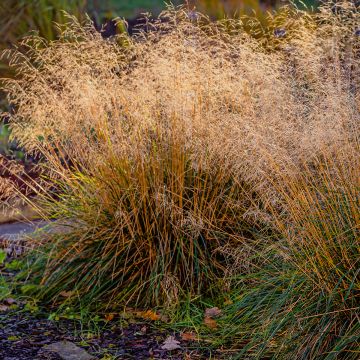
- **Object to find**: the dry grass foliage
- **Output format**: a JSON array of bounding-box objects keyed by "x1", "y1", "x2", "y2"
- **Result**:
[
  {"x1": 1, "y1": 0, "x2": 359, "y2": 318},
  {"x1": 277, "y1": 144, "x2": 360, "y2": 299},
  {"x1": 270, "y1": 144, "x2": 360, "y2": 357},
  {"x1": 4, "y1": 3, "x2": 359, "y2": 187}
]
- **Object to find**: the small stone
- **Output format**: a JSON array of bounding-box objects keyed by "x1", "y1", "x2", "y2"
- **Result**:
[{"x1": 43, "y1": 341, "x2": 96, "y2": 360}]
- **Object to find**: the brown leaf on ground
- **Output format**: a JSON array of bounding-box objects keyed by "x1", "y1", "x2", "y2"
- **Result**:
[
  {"x1": 204, "y1": 316, "x2": 218, "y2": 329},
  {"x1": 59, "y1": 291, "x2": 74, "y2": 298},
  {"x1": 104, "y1": 313, "x2": 115, "y2": 321},
  {"x1": 139, "y1": 309, "x2": 160, "y2": 321},
  {"x1": 205, "y1": 307, "x2": 222, "y2": 318},
  {"x1": 181, "y1": 332, "x2": 198, "y2": 341}
]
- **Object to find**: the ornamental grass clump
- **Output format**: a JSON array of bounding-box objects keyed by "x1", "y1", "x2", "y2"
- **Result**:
[
  {"x1": 216, "y1": 144, "x2": 360, "y2": 359},
  {"x1": 33, "y1": 139, "x2": 263, "y2": 307},
  {"x1": 276, "y1": 145, "x2": 360, "y2": 358},
  {"x1": 278, "y1": 146, "x2": 359, "y2": 308},
  {"x1": 1, "y1": 0, "x2": 359, "y2": 325}
]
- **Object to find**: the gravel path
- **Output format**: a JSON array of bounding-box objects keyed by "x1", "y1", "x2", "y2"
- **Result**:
[{"x1": 0, "y1": 220, "x2": 50, "y2": 240}]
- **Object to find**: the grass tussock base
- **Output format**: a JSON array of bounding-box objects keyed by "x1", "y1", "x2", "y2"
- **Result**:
[
  {"x1": 34, "y1": 145, "x2": 263, "y2": 307},
  {"x1": 2, "y1": 1, "x2": 360, "y2": 358}
]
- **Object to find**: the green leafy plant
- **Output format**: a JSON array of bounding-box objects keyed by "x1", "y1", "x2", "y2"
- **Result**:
[{"x1": 0, "y1": 249, "x2": 6, "y2": 264}]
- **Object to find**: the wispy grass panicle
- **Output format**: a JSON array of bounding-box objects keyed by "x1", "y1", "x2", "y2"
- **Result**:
[{"x1": 3, "y1": 2, "x2": 359, "y2": 184}]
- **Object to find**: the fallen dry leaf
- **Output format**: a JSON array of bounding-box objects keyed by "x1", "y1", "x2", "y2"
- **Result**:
[
  {"x1": 204, "y1": 316, "x2": 217, "y2": 329},
  {"x1": 205, "y1": 307, "x2": 222, "y2": 318},
  {"x1": 161, "y1": 336, "x2": 181, "y2": 351},
  {"x1": 140, "y1": 310, "x2": 160, "y2": 321},
  {"x1": 181, "y1": 332, "x2": 197, "y2": 341},
  {"x1": 104, "y1": 313, "x2": 115, "y2": 321}
]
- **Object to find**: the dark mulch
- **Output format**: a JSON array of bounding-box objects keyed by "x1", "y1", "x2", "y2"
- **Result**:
[{"x1": 0, "y1": 311, "x2": 215, "y2": 360}]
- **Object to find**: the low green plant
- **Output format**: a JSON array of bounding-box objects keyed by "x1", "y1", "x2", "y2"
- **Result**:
[
  {"x1": 0, "y1": 122, "x2": 25, "y2": 159},
  {"x1": 0, "y1": 275, "x2": 11, "y2": 300},
  {"x1": 0, "y1": 249, "x2": 6, "y2": 265}
]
